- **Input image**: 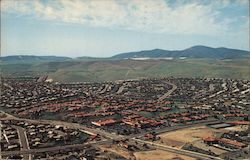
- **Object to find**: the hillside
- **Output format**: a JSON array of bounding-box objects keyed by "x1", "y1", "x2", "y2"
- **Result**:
[
  {"x1": 1, "y1": 58, "x2": 249, "y2": 82},
  {"x1": 1, "y1": 46, "x2": 249, "y2": 82},
  {"x1": 0, "y1": 55, "x2": 72, "y2": 63},
  {"x1": 111, "y1": 46, "x2": 249, "y2": 59}
]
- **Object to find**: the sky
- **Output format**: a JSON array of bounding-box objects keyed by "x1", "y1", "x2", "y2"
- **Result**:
[{"x1": 1, "y1": 0, "x2": 249, "y2": 57}]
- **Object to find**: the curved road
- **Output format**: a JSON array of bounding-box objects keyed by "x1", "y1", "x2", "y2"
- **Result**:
[{"x1": 158, "y1": 81, "x2": 177, "y2": 101}]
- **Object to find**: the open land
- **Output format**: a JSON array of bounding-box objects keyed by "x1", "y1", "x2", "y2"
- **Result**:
[
  {"x1": 134, "y1": 149, "x2": 196, "y2": 160},
  {"x1": 1, "y1": 58, "x2": 250, "y2": 82},
  {"x1": 157, "y1": 126, "x2": 219, "y2": 148}
]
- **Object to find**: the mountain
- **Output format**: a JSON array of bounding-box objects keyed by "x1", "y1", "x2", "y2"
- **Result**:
[
  {"x1": 0, "y1": 55, "x2": 72, "y2": 63},
  {"x1": 1, "y1": 46, "x2": 249, "y2": 63},
  {"x1": 1, "y1": 45, "x2": 249, "y2": 81},
  {"x1": 112, "y1": 46, "x2": 249, "y2": 59}
]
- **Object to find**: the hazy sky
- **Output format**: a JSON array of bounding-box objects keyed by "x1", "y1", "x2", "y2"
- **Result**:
[{"x1": 1, "y1": 0, "x2": 249, "y2": 57}]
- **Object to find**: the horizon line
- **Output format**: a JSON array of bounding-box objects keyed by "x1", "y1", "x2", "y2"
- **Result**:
[{"x1": 1, "y1": 45, "x2": 249, "y2": 58}]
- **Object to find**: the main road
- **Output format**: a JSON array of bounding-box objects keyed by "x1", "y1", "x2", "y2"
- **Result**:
[
  {"x1": 1, "y1": 111, "x2": 122, "y2": 140},
  {"x1": 1, "y1": 140, "x2": 110, "y2": 156},
  {"x1": 1, "y1": 111, "x2": 224, "y2": 160},
  {"x1": 12, "y1": 125, "x2": 32, "y2": 160}
]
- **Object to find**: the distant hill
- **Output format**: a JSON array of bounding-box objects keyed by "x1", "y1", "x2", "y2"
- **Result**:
[
  {"x1": 1, "y1": 58, "x2": 249, "y2": 81},
  {"x1": 112, "y1": 46, "x2": 249, "y2": 59},
  {"x1": 2, "y1": 46, "x2": 249, "y2": 63},
  {"x1": 76, "y1": 56, "x2": 110, "y2": 61},
  {"x1": 1, "y1": 45, "x2": 249, "y2": 81},
  {"x1": 0, "y1": 55, "x2": 72, "y2": 63}
]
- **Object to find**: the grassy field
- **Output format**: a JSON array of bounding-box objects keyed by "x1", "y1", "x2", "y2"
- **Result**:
[{"x1": 1, "y1": 58, "x2": 249, "y2": 82}]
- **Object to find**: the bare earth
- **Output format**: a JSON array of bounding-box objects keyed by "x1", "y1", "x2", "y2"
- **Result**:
[
  {"x1": 134, "y1": 149, "x2": 196, "y2": 160},
  {"x1": 158, "y1": 126, "x2": 220, "y2": 148},
  {"x1": 98, "y1": 144, "x2": 135, "y2": 160},
  {"x1": 192, "y1": 140, "x2": 228, "y2": 155},
  {"x1": 223, "y1": 125, "x2": 248, "y2": 132}
]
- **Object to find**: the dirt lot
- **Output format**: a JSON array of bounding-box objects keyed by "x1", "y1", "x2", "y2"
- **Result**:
[
  {"x1": 192, "y1": 140, "x2": 228, "y2": 155},
  {"x1": 98, "y1": 144, "x2": 134, "y2": 159},
  {"x1": 157, "y1": 126, "x2": 221, "y2": 148},
  {"x1": 223, "y1": 125, "x2": 248, "y2": 132},
  {"x1": 134, "y1": 149, "x2": 196, "y2": 160}
]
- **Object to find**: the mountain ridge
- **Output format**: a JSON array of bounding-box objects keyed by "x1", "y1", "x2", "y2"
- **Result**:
[
  {"x1": 0, "y1": 55, "x2": 72, "y2": 63},
  {"x1": 112, "y1": 45, "x2": 249, "y2": 59},
  {"x1": 1, "y1": 46, "x2": 249, "y2": 63}
]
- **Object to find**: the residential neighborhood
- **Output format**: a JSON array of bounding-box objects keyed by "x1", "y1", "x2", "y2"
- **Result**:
[{"x1": 0, "y1": 76, "x2": 249, "y2": 159}]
